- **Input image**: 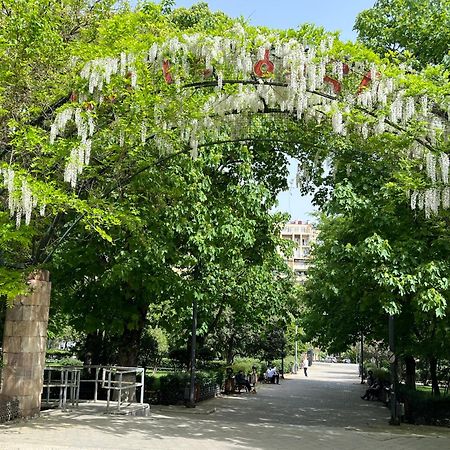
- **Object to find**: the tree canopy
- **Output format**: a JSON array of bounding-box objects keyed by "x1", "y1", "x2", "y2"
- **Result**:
[{"x1": 2, "y1": 1, "x2": 450, "y2": 378}]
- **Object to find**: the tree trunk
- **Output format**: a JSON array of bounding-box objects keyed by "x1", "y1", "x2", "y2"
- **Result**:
[
  {"x1": 117, "y1": 326, "x2": 142, "y2": 367},
  {"x1": 115, "y1": 305, "x2": 148, "y2": 402},
  {"x1": 404, "y1": 355, "x2": 416, "y2": 390},
  {"x1": 114, "y1": 327, "x2": 144, "y2": 403},
  {"x1": 429, "y1": 356, "x2": 440, "y2": 397},
  {"x1": 226, "y1": 336, "x2": 234, "y2": 365},
  {"x1": 83, "y1": 331, "x2": 104, "y2": 366}
]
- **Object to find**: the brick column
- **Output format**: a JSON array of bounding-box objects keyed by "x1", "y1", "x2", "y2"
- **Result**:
[{"x1": 1, "y1": 271, "x2": 51, "y2": 418}]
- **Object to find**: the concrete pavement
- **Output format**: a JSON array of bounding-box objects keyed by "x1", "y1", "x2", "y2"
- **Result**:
[{"x1": 1, "y1": 362, "x2": 449, "y2": 449}]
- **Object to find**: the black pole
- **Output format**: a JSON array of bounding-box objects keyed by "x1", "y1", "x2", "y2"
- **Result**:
[
  {"x1": 389, "y1": 314, "x2": 400, "y2": 425},
  {"x1": 360, "y1": 331, "x2": 364, "y2": 384},
  {"x1": 187, "y1": 297, "x2": 197, "y2": 408}
]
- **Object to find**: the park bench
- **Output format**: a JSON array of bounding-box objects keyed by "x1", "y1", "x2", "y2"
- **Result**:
[{"x1": 225, "y1": 373, "x2": 257, "y2": 394}]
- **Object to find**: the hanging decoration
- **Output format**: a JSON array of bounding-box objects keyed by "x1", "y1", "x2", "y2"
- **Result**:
[
  {"x1": 33, "y1": 25, "x2": 450, "y2": 227},
  {"x1": 162, "y1": 60, "x2": 174, "y2": 84},
  {"x1": 253, "y1": 49, "x2": 274, "y2": 78}
]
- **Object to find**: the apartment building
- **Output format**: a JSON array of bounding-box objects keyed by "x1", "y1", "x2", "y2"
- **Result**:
[{"x1": 281, "y1": 220, "x2": 317, "y2": 282}]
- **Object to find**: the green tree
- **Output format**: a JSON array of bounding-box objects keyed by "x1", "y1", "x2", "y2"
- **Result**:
[{"x1": 355, "y1": 0, "x2": 450, "y2": 66}]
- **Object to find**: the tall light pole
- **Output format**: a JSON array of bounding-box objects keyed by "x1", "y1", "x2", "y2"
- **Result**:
[
  {"x1": 360, "y1": 331, "x2": 364, "y2": 384},
  {"x1": 187, "y1": 297, "x2": 197, "y2": 408},
  {"x1": 294, "y1": 325, "x2": 298, "y2": 374},
  {"x1": 388, "y1": 314, "x2": 400, "y2": 425}
]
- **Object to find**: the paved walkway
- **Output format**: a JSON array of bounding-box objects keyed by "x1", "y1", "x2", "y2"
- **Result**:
[{"x1": 1, "y1": 363, "x2": 450, "y2": 449}]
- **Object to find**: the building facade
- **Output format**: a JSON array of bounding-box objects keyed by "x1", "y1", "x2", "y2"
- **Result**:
[{"x1": 281, "y1": 220, "x2": 317, "y2": 283}]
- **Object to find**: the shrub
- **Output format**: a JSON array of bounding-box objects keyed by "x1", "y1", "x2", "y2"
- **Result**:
[
  {"x1": 157, "y1": 370, "x2": 221, "y2": 404},
  {"x1": 159, "y1": 372, "x2": 190, "y2": 405},
  {"x1": 399, "y1": 385, "x2": 450, "y2": 425},
  {"x1": 232, "y1": 358, "x2": 266, "y2": 376},
  {"x1": 270, "y1": 356, "x2": 295, "y2": 374},
  {"x1": 365, "y1": 363, "x2": 390, "y2": 384},
  {"x1": 46, "y1": 348, "x2": 73, "y2": 359},
  {"x1": 46, "y1": 357, "x2": 83, "y2": 367},
  {"x1": 144, "y1": 374, "x2": 162, "y2": 391}
]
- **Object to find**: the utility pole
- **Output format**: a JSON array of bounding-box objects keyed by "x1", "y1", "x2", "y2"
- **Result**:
[
  {"x1": 360, "y1": 331, "x2": 364, "y2": 384},
  {"x1": 388, "y1": 315, "x2": 400, "y2": 425},
  {"x1": 294, "y1": 325, "x2": 298, "y2": 374},
  {"x1": 187, "y1": 297, "x2": 197, "y2": 408}
]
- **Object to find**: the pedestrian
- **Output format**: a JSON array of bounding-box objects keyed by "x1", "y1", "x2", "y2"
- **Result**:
[{"x1": 302, "y1": 355, "x2": 309, "y2": 377}]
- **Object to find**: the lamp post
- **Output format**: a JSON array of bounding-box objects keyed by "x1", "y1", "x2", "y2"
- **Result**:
[
  {"x1": 388, "y1": 314, "x2": 400, "y2": 425},
  {"x1": 294, "y1": 325, "x2": 298, "y2": 374},
  {"x1": 187, "y1": 297, "x2": 197, "y2": 408},
  {"x1": 360, "y1": 331, "x2": 364, "y2": 384}
]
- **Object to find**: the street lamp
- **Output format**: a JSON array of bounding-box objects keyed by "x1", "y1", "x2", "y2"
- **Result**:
[
  {"x1": 186, "y1": 297, "x2": 197, "y2": 408},
  {"x1": 294, "y1": 325, "x2": 298, "y2": 374},
  {"x1": 388, "y1": 314, "x2": 400, "y2": 425},
  {"x1": 360, "y1": 331, "x2": 364, "y2": 384}
]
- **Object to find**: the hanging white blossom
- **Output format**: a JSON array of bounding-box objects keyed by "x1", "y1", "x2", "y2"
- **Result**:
[
  {"x1": 442, "y1": 187, "x2": 450, "y2": 209},
  {"x1": 410, "y1": 190, "x2": 418, "y2": 210},
  {"x1": 424, "y1": 187, "x2": 440, "y2": 218},
  {"x1": 404, "y1": 97, "x2": 415, "y2": 122},
  {"x1": 426, "y1": 151, "x2": 437, "y2": 183},
  {"x1": 374, "y1": 116, "x2": 385, "y2": 135},
  {"x1": 440, "y1": 152, "x2": 449, "y2": 184},
  {"x1": 331, "y1": 107, "x2": 343, "y2": 134},
  {"x1": 41, "y1": 28, "x2": 450, "y2": 213},
  {"x1": 0, "y1": 167, "x2": 48, "y2": 226},
  {"x1": 361, "y1": 123, "x2": 369, "y2": 140},
  {"x1": 390, "y1": 94, "x2": 403, "y2": 123},
  {"x1": 141, "y1": 122, "x2": 147, "y2": 145}
]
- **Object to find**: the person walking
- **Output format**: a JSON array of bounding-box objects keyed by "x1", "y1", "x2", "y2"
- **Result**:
[{"x1": 302, "y1": 355, "x2": 309, "y2": 377}]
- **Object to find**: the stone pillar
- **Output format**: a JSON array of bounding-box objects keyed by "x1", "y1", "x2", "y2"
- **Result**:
[{"x1": 1, "y1": 271, "x2": 51, "y2": 418}]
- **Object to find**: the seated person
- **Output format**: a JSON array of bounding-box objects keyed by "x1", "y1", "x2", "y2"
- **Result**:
[
  {"x1": 266, "y1": 366, "x2": 280, "y2": 384},
  {"x1": 361, "y1": 377, "x2": 382, "y2": 400},
  {"x1": 366, "y1": 370, "x2": 375, "y2": 387},
  {"x1": 272, "y1": 366, "x2": 280, "y2": 384},
  {"x1": 235, "y1": 370, "x2": 252, "y2": 392}
]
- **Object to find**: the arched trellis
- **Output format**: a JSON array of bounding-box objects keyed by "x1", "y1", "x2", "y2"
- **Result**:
[{"x1": 2, "y1": 24, "x2": 450, "y2": 226}]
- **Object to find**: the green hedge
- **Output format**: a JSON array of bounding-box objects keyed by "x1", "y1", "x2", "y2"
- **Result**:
[
  {"x1": 365, "y1": 363, "x2": 390, "y2": 383},
  {"x1": 46, "y1": 348, "x2": 73, "y2": 358},
  {"x1": 45, "y1": 357, "x2": 83, "y2": 367},
  {"x1": 147, "y1": 358, "x2": 286, "y2": 404},
  {"x1": 158, "y1": 372, "x2": 190, "y2": 404},
  {"x1": 399, "y1": 385, "x2": 450, "y2": 425}
]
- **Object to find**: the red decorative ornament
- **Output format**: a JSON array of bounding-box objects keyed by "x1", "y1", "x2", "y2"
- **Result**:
[
  {"x1": 342, "y1": 63, "x2": 350, "y2": 75},
  {"x1": 162, "y1": 60, "x2": 174, "y2": 84},
  {"x1": 253, "y1": 49, "x2": 274, "y2": 78},
  {"x1": 323, "y1": 75, "x2": 342, "y2": 94},
  {"x1": 357, "y1": 71, "x2": 372, "y2": 93},
  {"x1": 70, "y1": 92, "x2": 77, "y2": 102}
]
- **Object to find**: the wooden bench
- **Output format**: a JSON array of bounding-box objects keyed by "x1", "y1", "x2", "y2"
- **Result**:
[{"x1": 224, "y1": 375, "x2": 257, "y2": 394}]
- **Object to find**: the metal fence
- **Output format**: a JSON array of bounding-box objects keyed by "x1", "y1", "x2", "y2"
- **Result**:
[{"x1": 42, "y1": 365, "x2": 145, "y2": 413}]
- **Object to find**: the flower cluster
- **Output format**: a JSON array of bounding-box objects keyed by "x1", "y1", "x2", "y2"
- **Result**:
[
  {"x1": 409, "y1": 150, "x2": 450, "y2": 218},
  {"x1": 45, "y1": 28, "x2": 450, "y2": 221},
  {"x1": 50, "y1": 107, "x2": 95, "y2": 187},
  {"x1": 80, "y1": 52, "x2": 137, "y2": 93},
  {"x1": 0, "y1": 167, "x2": 46, "y2": 226},
  {"x1": 50, "y1": 107, "x2": 94, "y2": 145},
  {"x1": 64, "y1": 140, "x2": 92, "y2": 188}
]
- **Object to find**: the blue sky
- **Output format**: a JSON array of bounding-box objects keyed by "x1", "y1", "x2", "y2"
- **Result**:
[
  {"x1": 136, "y1": 1, "x2": 376, "y2": 219},
  {"x1": 171, "y1": 1, "x2": 375, "y2": 41}
]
